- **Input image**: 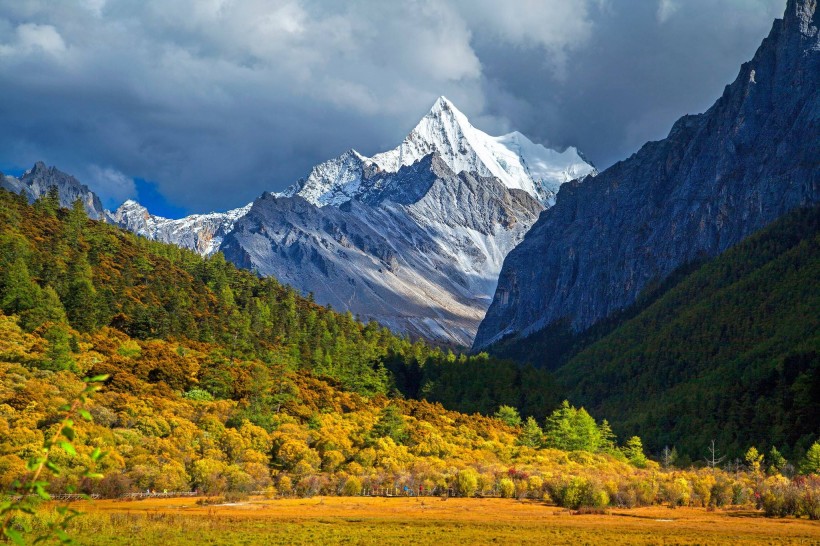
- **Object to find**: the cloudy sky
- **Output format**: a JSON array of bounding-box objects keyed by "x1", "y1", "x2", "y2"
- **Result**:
[{"x1": 0, "y1": 0, "x2": 784, "y2": 216}]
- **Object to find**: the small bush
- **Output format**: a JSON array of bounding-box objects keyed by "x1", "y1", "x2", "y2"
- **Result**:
[
  {"x1": 183, "y1": 387, "x2": 214, "y2": 401},
  {"x1": 498, "y1": 478, "x2": 515, "y2": 498},
  {"x1": 456, "y1": 468, "x2": 479, "y2": 498},
  {"x1": 342, "y1": 476, "x2": 362, "y2": 496},
  {"x1": 550, "y1": 477, "x2": 609, "y2": 510},
  {"x1": 710, "y1": 478, "x2": 734, "y2": 507}
]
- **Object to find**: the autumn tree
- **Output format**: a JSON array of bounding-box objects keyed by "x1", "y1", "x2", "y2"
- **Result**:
[{"x1": 745, "y1": 447, "x2": 764, "y2": 474}]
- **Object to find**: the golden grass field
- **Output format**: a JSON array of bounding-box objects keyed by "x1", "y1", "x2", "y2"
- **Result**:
[{"x1": 55, "y1": 496, "x2": 820, "y2": 545}]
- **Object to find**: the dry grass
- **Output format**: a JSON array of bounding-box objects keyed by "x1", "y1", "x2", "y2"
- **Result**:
[{"x1": 58, "y1": 496, "x2": 820, "y2": 545}]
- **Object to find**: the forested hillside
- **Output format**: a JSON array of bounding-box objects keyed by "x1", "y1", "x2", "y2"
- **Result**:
[
  {"x1": 492, "y1": 207, "x2": 820, "y2": 462},
  {"x1": 0, "y1": 187, "x2": 557, "y2": 416}
]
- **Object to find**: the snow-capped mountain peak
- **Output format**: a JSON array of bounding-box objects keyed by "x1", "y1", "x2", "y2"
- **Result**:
[{"x1": 284, "y1": 96, "x2": 595, "y2": 208}]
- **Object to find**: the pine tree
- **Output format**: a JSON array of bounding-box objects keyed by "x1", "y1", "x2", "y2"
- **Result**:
[
  {"x1": 34, "y1": 185, "x2": 61, "y2": 216},
  {"x1": 43, "y1": 324, "x2": 75, "y2": 371},
  {"x1": 494, "y1": 405, "x2": 522, "y2": 427},
  {"x1": 371, "y1": 404, "x2": 407, "y2": 445},
  {"x1": 543, "y1": 400, "x2": 575, "y2": 450},
  {"x1": 598, "y1": 419, "x2": 618, "y2": 453},
  {"x1": 623, "y1": 436, "x2": 648, "y2": 468},
  {"x1": 767, "y1": 446, "x2": 786, "y2": 475},
  {"x1": 518, "y1": 416, "x2": 543, "y2": 448},
  {"x1": 64, "y1": 251, "x2": 98, "y2": 332},
  {"x1": 800, "y1": 442, "x2": 820, "y2": 475},
  {"x1": 21, "y1": 285, "x2": 67, "y2": 331},
  {"x1": 66, "y1": 199, "x2": 88, "y2": 250},
  {"x1": 1, "y1": 257, "x2": 39, "y2": 316},
  {"x1": 543, "y1": 400, "x2": 602, "y2": 452}
]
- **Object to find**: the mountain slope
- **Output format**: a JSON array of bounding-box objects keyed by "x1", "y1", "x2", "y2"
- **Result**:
[
  {"x1": 221, "y1": 154, "x2": 542, "y2": 345},
  {"x1": 1, "y1": 161, "x2": 106, "y2": 220},
  {"x1": 550, "y1": 206, "x2": 820, "y2": 459},
  {"x1": 474, "y1": 0, "x2": 820, "y2": 349}
]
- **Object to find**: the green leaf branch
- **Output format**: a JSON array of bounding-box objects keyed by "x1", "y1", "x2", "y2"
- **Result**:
[{"x1": 1, "y1": 375, "x2": 109, "y2": 545}]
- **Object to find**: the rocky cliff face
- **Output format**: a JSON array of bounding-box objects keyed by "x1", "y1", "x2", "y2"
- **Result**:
[
  {"x1": 474, "y1": 0, "x2": 820, "y2": 350},
  {"x1": 0, "y1": 162, "x2": 106, "y2": 220},
  {"x1": 222, "y1": 154, "x2": 543, "y2": 346}
]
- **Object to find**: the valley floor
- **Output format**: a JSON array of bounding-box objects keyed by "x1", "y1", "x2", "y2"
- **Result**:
[{"x1": 61, "y1": 496, "x2": 820, "y2": 545}]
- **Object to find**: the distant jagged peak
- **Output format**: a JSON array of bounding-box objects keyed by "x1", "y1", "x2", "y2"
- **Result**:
[
  {"x1": 2, "y1": 161, "x2": 106, "y2": 220},
  {"x1": 116, "y1": 198, "x2": 148, "y2": 212}
]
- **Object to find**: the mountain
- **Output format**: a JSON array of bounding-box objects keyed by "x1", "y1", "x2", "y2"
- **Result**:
[
  {"x1": 221, "y1": 154, "x2": 543, "y2": 346},
  {"x1": 0, "y1": 161, "x2": 106, "y2": 220},
  {"x1": 111, "y1": 97, "x2": 593, "y2": 345},
  {"x1": 474, "y1": 0, "x2": 820, "y2": 350},
  {"x1": 284, "y1": 96, "x2": 594, "y2": 208},
  {"x1": 111, "y1": 199, "x2": 251, "y2": 256}
]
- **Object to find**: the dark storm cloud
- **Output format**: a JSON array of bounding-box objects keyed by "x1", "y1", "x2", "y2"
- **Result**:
[
  {"x1": 0, "y1": 0, "x2": 784, "y2": 214},
  {"x1": 474, "y1": 0, "x2": 784, "y2": 169}
]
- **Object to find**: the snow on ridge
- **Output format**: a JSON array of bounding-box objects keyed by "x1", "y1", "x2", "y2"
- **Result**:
[
  {"x1": 111, "y1": 199, "x2": 253, "y2": 257},
  {"x1": 285, "y1": 96, "x2": 595, "y2": 208}
]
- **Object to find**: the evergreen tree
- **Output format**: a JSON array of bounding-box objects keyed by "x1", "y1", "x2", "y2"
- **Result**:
[
  {"x1": 0, "y1": 257, "x2": 39, "y2": 316},
  {"x1": 598, "y1": 419, "x2": 618, "y2": 453},
  {"x1": 494, "y1": 405, "x2": 522, "y2": 427},
  {"x1": 64, "y1": 251, "x2": 97, "y2": 332},
  {"x1": 543, "y1": 401, "x2": 602, "y2": 452},
  {"x1": 623, "y1": 436, "x2": 648, "y2": 468},
  {"x1": 371, "y1": 404, "x2": 407, "y2": 445},
  {"x1": 518, "y1": 416, "x2": 543, "y2": 448},
  {"x1": 800, "y1": 442, "x2": 820, "y2": 475},
  {"x1": 34, "y1": 186, "x2": 61, "y2": 216},
  {"x1": 43, "y1": 324, "x2": 75, "y2": 371},
  {"x1": 767, "y1": 446, "x2": 787, "y2": 475},
  {"x1": 65, "y1": 199, "x2": 88, "y2": 250},
  {"x1": 21, "y1": 286, "x2": 67, "y2": 331}
]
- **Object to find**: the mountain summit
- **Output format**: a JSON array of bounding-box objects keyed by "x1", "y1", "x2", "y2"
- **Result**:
[
  {"x1": 283, "y1": 96, "x2": 594, "y2": 208},
  {"x1": 474, "y1": 0, "x2": 820, "y2": 350}
]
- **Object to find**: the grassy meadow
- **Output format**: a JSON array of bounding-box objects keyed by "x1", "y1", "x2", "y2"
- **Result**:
[{"x1": 35, "y1": 496, "x2": 820, "y2": 545}]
